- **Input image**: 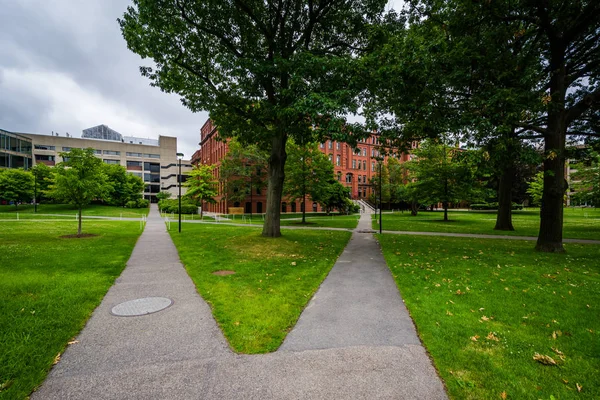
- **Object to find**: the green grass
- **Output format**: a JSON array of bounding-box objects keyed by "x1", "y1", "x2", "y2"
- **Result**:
[
  {"x1": 170, "y1": 224, "x2": 351, "y2": 353},
  {"x1": 207, "y1": 213, "x2": 360, "y2": 229},
  {"x1": 0, "y1": 204, "x2": 149, "y2": 218},
  {"x1": 0, "y1": 221, "x2": 142, "y2": 400},
  {"x1": 377, "y1": 234, "x2": 600, "y2": 399},
  {"x1": 375, "y1": 208, "x2": 600, "y2": 240}
]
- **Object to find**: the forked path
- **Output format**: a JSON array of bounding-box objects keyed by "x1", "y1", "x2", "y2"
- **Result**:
[{"x1": 34, "y1": 206, "x2": 447, "y2": 399}]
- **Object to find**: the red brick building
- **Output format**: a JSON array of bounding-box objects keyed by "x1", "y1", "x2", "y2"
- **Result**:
[{"x1": 196, "y1": 119, "x2": 412, "y2": 214}]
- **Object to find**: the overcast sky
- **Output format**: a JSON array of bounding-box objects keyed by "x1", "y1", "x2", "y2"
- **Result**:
[{"x1": 0, "y1": 0, "x2": 402, "y2": 159}]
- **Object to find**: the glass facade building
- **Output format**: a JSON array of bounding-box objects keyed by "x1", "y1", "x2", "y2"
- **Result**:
[
  {"x1": 0, "y1": 129, "x2": 33, "y2": 169},
  {"x1": 82, "y1": 125, "x2": 123, "y2": 141}
]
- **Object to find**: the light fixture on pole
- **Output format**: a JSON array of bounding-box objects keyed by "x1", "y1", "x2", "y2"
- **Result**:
[
  {"x1": 379, "y1": 158, "x2": 382, "y2": 234},
  {"x1": 177, "y1": 153, "x2": 184, "y2": 233}
]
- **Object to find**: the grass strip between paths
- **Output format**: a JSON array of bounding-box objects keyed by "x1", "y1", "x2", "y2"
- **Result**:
[
  {"x1": 374, "y1": 208, "x2": 600, "y2": 240},
  {"x1": 377, "y1": 234, "x2": 600, "y2": 400},
  {"x1": 0, "y1": 221, "x2": 142, "y2": 400},
  {"x1": 0, "y1": 204, "x2": 149, "y2": 218},
  {"x1": 170, "y1": 224, "x2": 351, "y2": 354}
]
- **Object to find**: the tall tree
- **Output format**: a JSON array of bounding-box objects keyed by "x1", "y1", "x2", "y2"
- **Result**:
[
  {"x1": 119, "y1": 0, "x2": 386, "y2": 237},
  {"x1": 184, "y1": 164, "x2": 219, "y2": 217},
  {"x1": 284, "y1": 141, "x2": 333, "y2": 223},
  {"x1": 0, "y1": 169, "x2": 34, "y2": 209},
  {"x1": 104, "y1": 164, "x2": 145, "y2": 207},
  {"x1": 408, "y1": 139, "x2": 482, "y2": 221},
  {"x1": 48, "y1": 149, "x2": 109, "y2": 237}
]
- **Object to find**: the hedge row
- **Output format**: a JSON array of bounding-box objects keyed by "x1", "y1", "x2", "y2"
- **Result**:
[{"x1": 470, "y1": 202, "x2": 524, "y2": 210}]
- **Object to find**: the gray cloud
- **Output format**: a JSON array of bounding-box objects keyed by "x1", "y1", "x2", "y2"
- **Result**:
[{"x1": 0, "y1": 0, "x2": 207, "y2": 158}]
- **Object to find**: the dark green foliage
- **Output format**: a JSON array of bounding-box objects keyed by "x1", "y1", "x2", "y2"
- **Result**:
[
  {"x1": 31, "y1": 163, "x2": 54, "y2": 203},
  {"x1": 0, "y1": 169, "x2": 34, "y2": 208},
  {"x1": 158, "y1": 199, "x2": 198, "y2": 214},
  {"x1": 125, "y1": 198, "x2": 150, "y2": 209},
  {"x1": 219, "y1": 140, "x2": 268, "y2": 204},
  {"x1": 103, "y1": 164, "x2": 145, "y2": 207},
  {"x1": 470, "y1": 203, "x2": 523, "y2": 211},
  {"x1": 156, "y1": 191, "x2": 172, "y2": 201}
]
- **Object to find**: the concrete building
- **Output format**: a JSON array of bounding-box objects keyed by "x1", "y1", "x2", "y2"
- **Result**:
[
  {"x1": 0, "y1": 129, "x2": 33, "y2": 169},
  {"x1": 2, "y1": 125, "x2": 191, "y2": 202},
  {"x1": 196, "y1": 118, "x2": 412, "y2": 214}
]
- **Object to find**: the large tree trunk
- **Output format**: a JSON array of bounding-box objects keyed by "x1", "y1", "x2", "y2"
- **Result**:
[
  {"x1": 78, "y1": 206, "x2": 82, "y2": 237},
  {"x1": 536, "y1": 39, "x2": 567, "y2": 253},
  {"x1": 495, "y1": 163, "x2": 515, "y2": 231},
  {"x1": 410, "y1": 201, "x2": 418, "y2": 216},
  {"x1": 262, "y1": 133, "x2": 287, "y2": 237}
]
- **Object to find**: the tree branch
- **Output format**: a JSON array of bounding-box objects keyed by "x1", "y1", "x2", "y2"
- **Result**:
[{"x1": 566, "y1": 86, "x2": 600, "y2": 125}]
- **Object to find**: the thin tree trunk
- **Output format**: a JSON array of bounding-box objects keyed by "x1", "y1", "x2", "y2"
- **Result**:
[
  {"x1": 78, "y1": 206, "x2": 82, "y2": 237},
  {"x1": 495, "y1": 163, "x2": 515, "y2": 231},
  {"x1": 410, "y1": 201, "x2": 418, "y2": 216},
  {"x1": 443, "y1": 202, "x2": 448, "y2": 221},
  {"x1": 262, "y1": 133, "x2": 287, "y2": 237}
]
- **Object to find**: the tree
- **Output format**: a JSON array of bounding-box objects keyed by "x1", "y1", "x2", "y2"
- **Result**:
[
  {"x1": 219, "y1": 140, "x2": 268, "y2": 207},
  {"x1": 31, "y1": 163, "x2": 54, "y2": 204},
  {"x1": 0, "y1": 169, "x2": 34, "y2": 209},
  {"x1": 408, "y1": 0, "x2": 600, "y2": 252},
  {"x1": 318, "y1": 179, "x2": 352, "y2": 215},
  {"x1": 570, "y1": 151, "x2": 600, "y2": 207},
  {"x1": 407, "y1": 139, "x2": 481, "y2": 221},
  {"x1": 48, "y1": 148, "x2": 109, "y2": 237},
  {"x1": 119, "y1": 0, "x2": 386, "y2": 237},
  {"x1": 184, "y1": 164, "x2": 218, "y2": 217},
  {"x1": 284, "y1": 141, "x2": 334, "y2": 223},
  {"x1": 527, "y1": 172, "x2": 544, "y2": 207},
  {"x1": 104, "y1": 164, "x2": 145, "y2": 207}
]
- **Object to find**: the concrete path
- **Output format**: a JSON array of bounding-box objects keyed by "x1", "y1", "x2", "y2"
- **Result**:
[
  {"x1": 34, "y1": 206, "x2": 447, "y2": 399},
  {"x1": 381, "y1": 229, "x2": 600, "y2": 244}
]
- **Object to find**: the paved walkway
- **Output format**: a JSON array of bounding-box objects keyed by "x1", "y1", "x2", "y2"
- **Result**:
[{"x1": 33, "y1": 206, "x2": 447, "y2": 399}]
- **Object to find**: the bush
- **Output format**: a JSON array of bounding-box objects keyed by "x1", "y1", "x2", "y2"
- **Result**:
[
  {"x1": 125, "y1": 198, "x2": 149, "y2": 209},
  {"x1": 158, "y1": 199, "x2": 198, "y2": 214}
]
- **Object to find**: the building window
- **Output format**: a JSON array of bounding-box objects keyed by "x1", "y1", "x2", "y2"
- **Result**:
[
  {"x1": 94, "y1": 149, "x2": 102, "y2": 155},
  {"x1": 127, "y1": 160, "x2": 143, "y2": 170},
  {"x1": 363, "y1": 160, "x2": 366, "y2": 170},
  {"x1": 104, "y1": 150, "x2": 120, "y2": 156},
  {"x1": 336, "y1": 142, "x2": 340, "y2": 150},
  {"x1": 144, "y1": 153, "x2": 161, "y2": 159},
  {"x1": 34, "y1": 144, "x2": 55, "y2": 150},
  {"x1": 337, "y1": 172, "x2": 342, "y2": 181},
  {"x1": 282, "y1": 202, "x2": 287, "y2": 213},
  {"x1": 362, "y1": 148, "x2": 366, "y2": 156},
  {"x1": 371, "y1": 149, "x2": 375, "y2": 157},
  {"x1": 328, "y1": 154, "x2": 333, "y2": 162},
  {"x1": 104, "y1": 159, "x2": 120, "y2": 165},
  {"x1": 328, "y1": 141, "x2": 332, "y2": 149},
  {"x1": 346, "y1": 173, "x2": 352, "y2": 183},
  {"x1": 291, "y1": 202, "x2": 297, "y2": 212},
  {"x1": 62, "y1": 147, "x2": 72, "y2": 151},
  {"x1": 35, "y1": 154, "x2": 55, "y2": 161},
  {"x1": 144, "y1": 173, "x2": 160, "y2": 183},
  {"x1": 372, "y1": 162, "x2": 375, "y2": 171},
  {"x1": 352, "y1": 160, "x2": 356, "y2": 169},
  {"x1": 363, "y1": 175, "x2": 367, "y2": 183},
  {"x1": 358, "y1": 175, "x2": 362, "y2": 183},
  {"x1": 336, "y1": 155, "x2": 341, "y2": 166},
  {"x1": 320, "y1": 142, "x2": 324, "y2": 148},
  {"x1": 126, "y1": 152, "x2": 142, "y2": 157},
  {"x1": 312, "y1": 202, "x2": 318, "y2": 212},
  {"x1": 144, "y1": 162, "x2": 160, "y2": 172}
]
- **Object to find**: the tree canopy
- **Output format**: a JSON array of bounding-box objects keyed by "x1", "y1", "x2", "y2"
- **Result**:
[
  {"x1": 184, "y1": 164, "x2": 219, "y2": 217},
  {"x1": 48, "y1": 148, "x2": 109, "y2": 236},
  {"x1": 119, "y1": 0, "x2": 389, "y2": 236},
  {"x1": 0, "y1": 169, "x2": 34, "y2": 209}
]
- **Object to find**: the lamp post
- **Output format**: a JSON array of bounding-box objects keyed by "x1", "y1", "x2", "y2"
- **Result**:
[
  {"x1": 33, "y1": 168, "x2": 37, "y2": 213},
  {"x1": 177, "y1": 153, "x2": 184, "y2": 232}
]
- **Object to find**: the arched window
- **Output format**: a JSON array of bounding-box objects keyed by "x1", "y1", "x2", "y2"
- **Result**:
[
  {"x1": 337, "y1": 172, "x2": 342, "y2": 181},
  {"x1": 312, "y1": 202, "x2": 318, "y2": 212},
  {"x1": 282, "y1": 202, "x2": 287, "y2": 213},
  {"x1": 291, "y1": 202, "x2": 297, "y2": 212},
  {"x1": 336, "y1": 155, "x2": 341, "y2": 166}
]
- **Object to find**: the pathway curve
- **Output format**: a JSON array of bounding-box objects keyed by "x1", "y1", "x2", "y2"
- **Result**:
[{"x1": 34, "y1": 206, "x2": 447, "y2": 399}]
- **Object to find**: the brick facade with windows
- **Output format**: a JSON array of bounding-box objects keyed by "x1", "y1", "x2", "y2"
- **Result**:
[{"x1": 196, "y1": 118, "x2": 412, "y2": 214}]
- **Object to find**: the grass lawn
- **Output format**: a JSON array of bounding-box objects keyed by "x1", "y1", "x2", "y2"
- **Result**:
[
  {"x1": 375, "y1": 208, "x2": 600, "y2": 240},
  {"x1": 201, "y1": 213, "x2": 360, "y2": 229},
  {"x1": 377, "y1": 234, "x2": 600, "y2": 399},
  {"x1": 0, "y1": 221, "x2": 142, "y2": 400},
  {"x1": 170, "y1": 224, "x2": 351, "y2": 353},
  {"x1": 0, "y1": 203, "x2": 149, "y2": 218}
]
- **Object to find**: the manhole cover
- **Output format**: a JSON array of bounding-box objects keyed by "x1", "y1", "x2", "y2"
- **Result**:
[
  {"x1": 212, "y1": 270, "x2": 236, "y2": 276},
  {"x1": 111, "y1": 297, "x2": 173, "y2": 317}
]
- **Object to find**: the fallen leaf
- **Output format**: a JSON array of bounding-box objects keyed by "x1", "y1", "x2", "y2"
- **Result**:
[
  {"x1": 533, "y1": 353, "x2": 557, "y2": 366},
  {"x1": 576, "y1": 383, "x2": 582, "y2": 392},
  {"x1": 486, "y1": 332, "x2": 499, "y2": 341},
  {"x1": 446, "y1": 310, "x2": 453, "y2": 316},
  {"x1": 456, "y1": 289, "x2": 463, "y2": 295},
  {"x1": 291, "y1": 262, "x2": 296, "y2": 266},
  {"x1": 67, "y1": 339, "x2": 79, "y2": 345},
  {"x1": 500, "y1": 391, "x2": 507, "y2": 399},
  {"x1": 479, "y1": 308, "x2": 485, "y2": 311},
  {"x1": 53, "y1": 353, "x2": 61, "y2": 365},
  {"x1": 562, "y1": 379, "x2": 568, "y2": 384},
  {"x1": 551, "y1": 347, "x2": 563, "y2": 356},
  {"x1": 470, "y1": 335, "x2": 480, "y2": 342},
  {"x1": 481, "y1": 315, "x2": 490, "y2": 322}
]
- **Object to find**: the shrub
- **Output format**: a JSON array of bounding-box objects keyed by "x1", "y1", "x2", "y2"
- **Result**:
[
  {"x1": 125, "y1": 198, "x2": 149, "y2": 209},
  {"x1": 470, "y1": 202, "x2": 523, "y2": 210},
  {"x1": 158, "y1": 199, "x2": 198, "y2": 214}
]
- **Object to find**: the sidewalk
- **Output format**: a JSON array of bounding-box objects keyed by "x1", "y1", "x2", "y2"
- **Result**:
[{"x1": 33, "y1": 205, "x2": 447, "y2": 399}]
